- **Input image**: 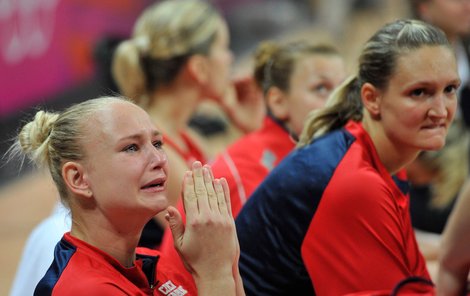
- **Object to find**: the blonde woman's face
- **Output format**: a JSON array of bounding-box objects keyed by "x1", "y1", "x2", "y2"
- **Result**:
[
  {"x1": 285, "y1": 54, "x2": 346, "y2": 136},
  {"x1": 204, "y1": 20, "x2": 234, "y2": 99},
  {"x1": 376, "y1": 45, "x2": 459, "y2": 153},
  {"x1": 82, "y1": 102, "x2": 169, "y2": 222}
]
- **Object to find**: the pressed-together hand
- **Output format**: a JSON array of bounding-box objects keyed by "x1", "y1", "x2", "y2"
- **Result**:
[{"x1": 166, "y1": 161, "x2": 240, "y2": 293}]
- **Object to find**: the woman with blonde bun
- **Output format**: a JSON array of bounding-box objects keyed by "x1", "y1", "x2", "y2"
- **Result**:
[{"x1": 8, "y1": 96, "x2": 243, "y2": 295}]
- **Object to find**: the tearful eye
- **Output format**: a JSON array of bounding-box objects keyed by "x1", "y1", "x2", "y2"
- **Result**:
[{"x1": 123, "y1": 144, "x2": 138, "y2": 152}]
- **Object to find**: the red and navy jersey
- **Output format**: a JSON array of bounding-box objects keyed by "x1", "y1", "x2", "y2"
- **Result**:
[
  {"x1": 34, "y1": 233, "x2": 196, "y2": 295},
  {"x1": 235, "y1": 120, "x2": 429, "y2": 296}
]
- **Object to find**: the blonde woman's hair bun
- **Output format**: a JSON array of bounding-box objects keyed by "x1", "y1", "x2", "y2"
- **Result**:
[{"x1": 17, "y1": 110, "x2": 59, "y2": 168}]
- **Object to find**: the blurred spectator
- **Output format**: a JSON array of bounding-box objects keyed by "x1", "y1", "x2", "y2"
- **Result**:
[
  {"x1": 408, "y1": 119, "x2": 469, "y2": 235},
  {"x1": 112, "y1": 0, "x2": 265, "y2": 248}
]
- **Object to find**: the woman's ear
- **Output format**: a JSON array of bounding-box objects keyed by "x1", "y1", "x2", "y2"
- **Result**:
[
  {"x1": 62, "y1": 162, "x2": 93, "y2": 198},
  {"x1": 186, "y1": 54, "x2": 209, "y2": 84},
  {"x1": 266, "y1": 87, "x2": 289, "y2": 121},
  {"x1": 361, "y1": 82, "x2": 381, "y2": 119}
]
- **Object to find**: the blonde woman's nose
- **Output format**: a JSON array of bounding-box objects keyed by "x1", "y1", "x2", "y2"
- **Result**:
[
  {"x1": 149, "y1": 147, "x2": 168, "y2": 169},
  {"x1": 427, "y1": 95, "x2": 448, "y2": 118}
]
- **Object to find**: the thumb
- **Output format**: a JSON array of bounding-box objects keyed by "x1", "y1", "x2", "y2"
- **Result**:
[{"x1": 166, "y1": 206, "x2": 184, "y2": 247}]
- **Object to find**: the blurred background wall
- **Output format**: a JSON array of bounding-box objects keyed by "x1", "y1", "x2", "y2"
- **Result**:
[{"x1": 0, "y1": 0, "x2": 155, "y2": 186}]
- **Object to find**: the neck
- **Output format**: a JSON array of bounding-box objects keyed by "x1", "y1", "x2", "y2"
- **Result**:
[
  {"x1": 271, "y1": 114, "x2": 297, "y2": 141},
  {"x1": 146, "y1": 83, "x2": 202, "y2": 136},
  {"x1": 361, "y1": 115, "x2": 420, "y2": 175},
  {"x1": 70, "y1": 208, "x2": 144, "y2": 268}
]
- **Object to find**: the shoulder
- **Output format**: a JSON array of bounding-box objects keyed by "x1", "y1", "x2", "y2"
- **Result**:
[
  {"x1": 36, "y1": 261, "x2": 127, "y2": 296},
  {"x1": 268, "y1": 128, "x2": 355, "y2": 185},
  {"x1": 222, "y1": 133, "x2": 265, "y2": 163},
  {"x1": 210, "y1": 151, "x2": 238, "y2": 177},
  {"x1": 330, "y1": 167, "x2": 390, "y2": 201},
  {"x1": 323, "y1": 167, "x2": 398, "y2": 223},
  {"x1": 210, "y1": 152, "x2": 241, "y2": 196}
]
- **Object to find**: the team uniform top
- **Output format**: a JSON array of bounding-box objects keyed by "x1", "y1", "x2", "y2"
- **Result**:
[
  {"x1": 235, "y1": 120, "x2": 430, "y2": 296},
  {"x1": 34, "y1": 232, "x2": 196, "y2": 296},
  {"x1": 158, "y1": 116, "x2": 296, "y2": 293},
  {"x1": 211, "y1": 115, "x2": 295, "y2": 216}
]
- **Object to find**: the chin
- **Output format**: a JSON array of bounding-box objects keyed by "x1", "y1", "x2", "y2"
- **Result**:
[
  {"x1": 153, "y1": 198, "x2": 169, "y2": 212},
  {"x1": 143, "y1": 195, "x2": 169, "y2": 215},
  {"x1": 420, "y1": 141, "x2": 446, "y2": 151}
]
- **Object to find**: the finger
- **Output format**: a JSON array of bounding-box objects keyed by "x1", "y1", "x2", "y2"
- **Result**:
[
  {"x1": 221, "y1": 177, "x2": 233, "y2": 217},
  {"x1": 183, "y1": 171, "x2": 198, "y2": 222},
  {"x1": 206, "y1": 164, "x2": 215, "y2": 179},
  {"x1": 166, "y1": 206, "x2": 184, "y2": 249},
  {"x1": 192, "y1": 161, "x2": 210, "y2": 214},
  {"x1": 203, "y1": 165, "x2": 219, "y2": 212},
  {"x1": 214, "y1": 178, "x2": 229, "y2": 216}
]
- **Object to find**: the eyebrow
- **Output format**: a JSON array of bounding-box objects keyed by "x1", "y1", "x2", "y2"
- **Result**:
[
  {"x1": 450, "y1": 78, "x2": 462, "y2": 85},
  {"x1": 117, "y1": 130, "x2": 161, "y2": 142},
  {"x1": 406, "y1": 78, "x2": 461, "y2": 88}
]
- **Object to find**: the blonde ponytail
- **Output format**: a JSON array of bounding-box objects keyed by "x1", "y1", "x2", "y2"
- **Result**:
[{"x1": 112, "y1": 39, "x2": 150, "y2": 108}]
